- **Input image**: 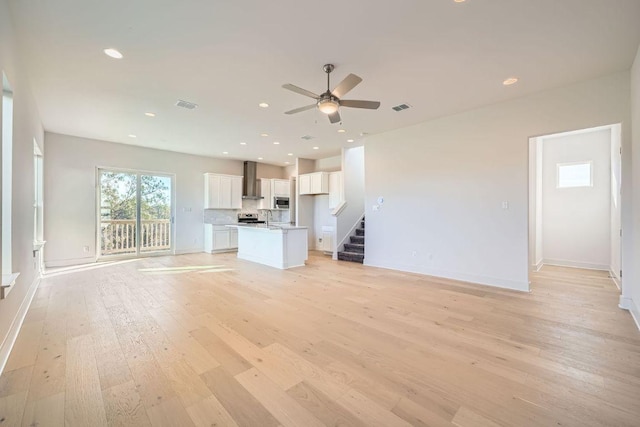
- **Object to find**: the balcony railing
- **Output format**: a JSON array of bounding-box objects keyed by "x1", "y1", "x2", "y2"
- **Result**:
[{"x1": 100, "y1": 219, "x2": 171, "y2": 255}]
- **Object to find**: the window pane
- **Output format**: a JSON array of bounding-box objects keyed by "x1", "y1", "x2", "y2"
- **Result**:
[
  {"x1": 557, "y1": 162, "x2": 592, "y2": 188},
  {"x1": 100, "y1": 171, "x2": 138, "y2": 256}
]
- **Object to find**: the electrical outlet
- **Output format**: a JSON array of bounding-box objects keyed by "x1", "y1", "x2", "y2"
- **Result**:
[
  {"x1": 412, "y1": 251, "x2": 417, "y2": 257},
  {"x1": 83, "y1": 246, "x2": 90, "y2": 253}
]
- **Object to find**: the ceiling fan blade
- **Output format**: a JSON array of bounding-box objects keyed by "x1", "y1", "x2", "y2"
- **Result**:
[
  {"x1": 328, "y1": 111, "x2": 341, "y2": 124},
  {"x1": 340, "y1": 100, "x2": 381, "y2": 110},
  {"x1": 331, "y1": 74, "x2": 362, "y2": 98},
  {"x1": 284, "y1": 104, "x2": 316, "y2": 115},
  {"x1": 282, "y1": 84, "x2": 320, "y2": 99}
]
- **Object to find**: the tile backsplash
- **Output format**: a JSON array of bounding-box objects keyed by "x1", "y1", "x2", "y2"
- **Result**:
[
  {"x1": 203, "y1": 209, "x2": 237, "y2": 224},
  {"x1": 204, "y1": 199, "x2": 291, "y2": 224}
]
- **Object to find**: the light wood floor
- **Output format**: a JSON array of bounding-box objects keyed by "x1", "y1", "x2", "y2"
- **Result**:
[{"x1": 0, "y1": 252, "x2": 638, "y2": 426}]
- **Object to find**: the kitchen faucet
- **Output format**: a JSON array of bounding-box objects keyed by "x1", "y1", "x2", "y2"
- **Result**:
[{"x1": 266, "y1": 210, "x2": 273, "y2": 227}]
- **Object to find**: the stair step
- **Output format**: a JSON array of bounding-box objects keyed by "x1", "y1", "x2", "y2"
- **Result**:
[
  {"x1": 338, "y1": 251, "x2": 364, "y2": 264},
  {"x1": 350, "y1": 236, "x2": 364, "y2": 244},
  {"x1": 344, "y1": 243, "x2": 364, "y2": 253},
  {"x1": 361, "y1": 221, "x2": 365, "y2": 228},
  {"x1": 355, "y1": 228, "x2": 365, "y2": 236}
]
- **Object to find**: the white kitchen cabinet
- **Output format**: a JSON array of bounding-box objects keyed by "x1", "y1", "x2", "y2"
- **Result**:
[
  {"x1": 258, "y1": 178, "x2": 291, "y2": 209},
  {"x1": 230, "y1": 176, "x2": 243, "y2": 208},
  {"x1": 328, "y1": 171, "x2": 343, "y2": 209},
  {"x1": 299, "y1": 172, "x2": 329, "y2": 195},
  {"x1": 204, "y1": 224, "x2": 238, "y2": 253},
  {"x1": 258, "y1": 179, "x2": 272, "y2": 210},
  {"x1": 273, "y1": 179, "x2": 290, "y2": 197},
  {"x1": 204, "y1": 173, "x2": 243, "y2": 209},
  {"x1": 230, "y1": 228, "x2": 238, "y2": 248}
]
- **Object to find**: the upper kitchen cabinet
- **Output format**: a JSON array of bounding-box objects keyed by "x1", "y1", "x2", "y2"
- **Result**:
[
  {"x1": 205, "y1": 173, "x2": 243, "y2": 209},
  {"x1": 272, "y1": 179, "x2": 290, "y2": 197},
  {"x1": 258, "y1": 178, "x2": 272, "y2": 210},
  {"x1": 299, "y1": 172, "x2": 329, "y2": 195},
  {"x1": 259, "y1": 178, "x2": 291, "y2": 209}
]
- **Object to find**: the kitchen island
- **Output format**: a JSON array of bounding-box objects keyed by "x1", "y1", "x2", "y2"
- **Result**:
[{"x1": 227, "y1": 225, "x2": 308, "y2": 269}]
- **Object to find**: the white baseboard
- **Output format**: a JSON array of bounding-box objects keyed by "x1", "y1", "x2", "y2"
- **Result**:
[
  {"x1": 45, "y1": 256, "x2": 95, "y2": 268},
  {"x1": 0, "y1": 274, "x2": 40, "y2": 376},
  {"x1": 363, "y1": 259, "x2": 530, "y2": 293},
  {"x1": 533, "y1": 259, "x2": 544, "y2": 271},
  {"x1": 619, "y1": 296, "x2": 640, "y2": 331},
  {"x1": 609, "y1": 268, "x2": 621, "y2": 290},
  {"x1": 542, "y1": 258, "x2": 609, "y2": 271},
  {"x1": 175, "y1": 248, "x2": 205, "y2": 255}
]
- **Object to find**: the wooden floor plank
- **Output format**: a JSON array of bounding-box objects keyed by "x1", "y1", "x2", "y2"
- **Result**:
[
  {"x1": 235, "y1": 368, "x2": 325, "y2": 427},
  {"x1": 102, "y1": 380, "x2": 151, "y2": 427},
  {"x1": 0, "y1": 252, "x2": 637, "y2": 427},
  {"x1": 22, "y1": 391, "x2": 65, "y2": 427},
  {"x1": 65, "y1": 334, "x2": 108, "y2": 426}
]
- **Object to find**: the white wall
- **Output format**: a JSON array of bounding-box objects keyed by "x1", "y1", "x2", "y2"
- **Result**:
[
  {"x1": 295, "y1": 158, "x2": 316, "y2": 246},
  {"x1": 622, "y1": 45, "x2": 640, "y2": 326},
  {"x1": 44, "y1": 132, "x2": 249, "y2": 266},
  {"x1": 535, "y1": 140, "x2": 544, "y2": 267},
  {"x1": 336, "y1": 146, "x2": 365, "y2": 253},
  {"x1": 528, "y1": 137, "x2": 544, "y2": 269},
  {"x1": 541, "y1": 129, "x2": 611, "y2": 270},
  {"x1": 312, "y1": 156, "x2": 340, "y2": 250},
  {"x1": 364, "y1": 72, "x2": 631, "y2": 292},
  {"x1": 0, "y1": 0, "x2": 45, "y2": 364},
  {"x1": 610, "y1": 124, "x2": 622, "y2": 284}
]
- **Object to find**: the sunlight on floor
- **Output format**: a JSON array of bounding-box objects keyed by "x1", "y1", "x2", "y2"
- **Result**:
[
  {"x1": 44, "y1": 258, "x2": 143, "y2": 277},
  {"x1": 138, "y1": 265, "x2": 235, "y2": 275}
]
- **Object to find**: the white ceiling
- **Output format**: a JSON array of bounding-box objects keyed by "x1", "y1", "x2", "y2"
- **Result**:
[{"x1": 8, "y1": 0, "x2": 640, "y2": 165}]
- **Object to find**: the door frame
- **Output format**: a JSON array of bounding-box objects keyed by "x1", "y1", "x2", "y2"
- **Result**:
[
  {"x1": 95, "y1": 166, "x2": 176, "y2": 260},
  {"x1": 527, "y1": 123, "x2": 623, "y2": 290}
]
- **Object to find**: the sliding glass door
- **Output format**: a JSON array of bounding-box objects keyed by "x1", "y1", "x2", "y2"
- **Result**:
[{"x1": 98, "y1": 169, "x2": 173, "y2": 258}]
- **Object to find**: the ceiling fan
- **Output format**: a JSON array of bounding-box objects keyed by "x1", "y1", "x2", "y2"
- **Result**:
[{"x1": 282, "y1": 64, "x2": 380, "y2": 124}]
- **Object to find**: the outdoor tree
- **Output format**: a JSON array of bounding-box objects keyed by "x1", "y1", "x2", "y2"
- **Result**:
[{"x1": 100, "y1": 172, "x2": 171, "y2": 253}]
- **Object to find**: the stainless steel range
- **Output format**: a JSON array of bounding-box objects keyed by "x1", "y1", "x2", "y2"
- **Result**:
[{"x1": 237, "y1": 213, "x2": 265, "y2": 224}]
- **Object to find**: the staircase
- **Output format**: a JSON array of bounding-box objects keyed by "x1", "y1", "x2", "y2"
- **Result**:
[{"x1": 338, "y1": 217, "x2": 365, "y2": 263}]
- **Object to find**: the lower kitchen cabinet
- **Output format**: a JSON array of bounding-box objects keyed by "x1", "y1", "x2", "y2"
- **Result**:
[{"x1": 204, "y1": 224, "x2": 238, "y2": 253}]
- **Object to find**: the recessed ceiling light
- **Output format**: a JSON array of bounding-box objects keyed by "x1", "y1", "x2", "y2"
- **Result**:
[
  {"x1": 285, "y1": 162, "x2": 290, "y2": 164},
  {"x1": 222, "y1": 151, "x2": 229, "y2": 154},
  {"x1": 240, "y1": 142, "x2": 247, "y2": 145},
  {"x1": 258, "y1": 157, "x2": 263, "y2": 160},
  {"x1": 503, "y1": 77, "x2": 519, "y2": 86},
  {"x1": 128, "y1": 134, "x2": 137, "y2": 138},
  {"x1": 347, "y1": 139, "x2": 354, "y2": 143},
  {"x1": 337, "y1": 129, "x2": 346, "y2": 133},
  {"x1": 104, "y1": 48, "x2": 123, "y2": 59},
  {"x1": 259, "y1": 102, "x2": 269, "y2": 108},
  {"x1": 313, "y1": 146, "x2": 319, "y2": 150},
  {"x1": 273, "y1": 142, "x2": 280, "y2": 145},
  {"x1": 260, "y1": 133, "x2": 269, "y2": 137},
  {"x1": 287, "y1": 153, "x2": 293, "y2": 156},
  {"x1": 454, "y1": 0, "x2": 466, "y2": 3},
  {"x1": 145, "y1": 112, "x2": 156, "y2": 117}
]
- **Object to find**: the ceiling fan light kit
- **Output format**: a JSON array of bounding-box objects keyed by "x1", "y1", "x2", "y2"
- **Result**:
[
  {"x1": 317, "y1": 98, "x2": 339, "y2": 114},
  {"x1": 283, "y1": 63, "x2": 380, "y2": 124}
]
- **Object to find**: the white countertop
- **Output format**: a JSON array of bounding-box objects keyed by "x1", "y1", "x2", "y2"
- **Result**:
[{"x1": 226, "y1": 224, "x2": 307, "y2": 232}]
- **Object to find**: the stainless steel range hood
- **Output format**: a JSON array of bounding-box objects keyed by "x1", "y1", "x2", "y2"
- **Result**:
[{"x1": 242, "y1": 161, "x2": 263, "y2": 199}]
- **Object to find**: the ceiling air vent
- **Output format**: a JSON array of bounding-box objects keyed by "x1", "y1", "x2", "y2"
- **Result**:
[
  {"x1": 392, "y1": 103, "x2": 411, "y2": 112},
  {"x1": 176, "y1": 99, "x2": 198, "y2": 110},
  {"x1": 301, "y1": 135, "x2": 314, "y2": 140}
]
